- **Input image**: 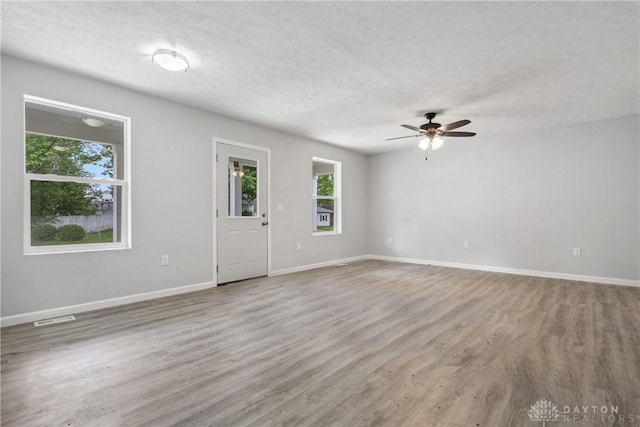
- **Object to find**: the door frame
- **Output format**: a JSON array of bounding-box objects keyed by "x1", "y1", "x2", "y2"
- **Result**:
[{"x1": 212, "y1": 137, "x2": 272, "y2": 284}]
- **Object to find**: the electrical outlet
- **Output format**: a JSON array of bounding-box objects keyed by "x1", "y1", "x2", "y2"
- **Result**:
[
  {"x1": 573, "y1": 248, "x2": 581, "y2": 256},
  {"x1": 387, "y1": 237, "x2": 393, "y2": 245},
  {"x1": 161, "y1": 255, "x2": 169, "y2": 266},
  {"x1": 296, "y1": 242, "x2": 301, "y2": 250},
  {"x1": 463, "y1": 240, "x2": 469, "y2": 249}
]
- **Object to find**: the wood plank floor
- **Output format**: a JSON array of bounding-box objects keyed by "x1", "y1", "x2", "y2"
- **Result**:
[{"x1": 2, "y1": 260, "x2": 639, "y2": 426}]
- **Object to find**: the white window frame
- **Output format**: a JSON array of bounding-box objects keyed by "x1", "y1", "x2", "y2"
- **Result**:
[
  {"x1": 23, "y1": 95, "x2": 132, "y2": 254},
  {"x1": 312, "y1": 157, "x2": 341, "y2": 236}
]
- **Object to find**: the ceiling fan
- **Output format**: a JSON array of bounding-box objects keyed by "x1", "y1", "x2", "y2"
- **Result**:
[{"x1": 386, "y1": 112, "x2": 476, "y2": 150}]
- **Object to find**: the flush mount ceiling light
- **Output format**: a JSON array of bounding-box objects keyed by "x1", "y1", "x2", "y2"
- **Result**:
[
  {"x1": 152, "y1": 49, "x2": 189, "y2": 72},
  {"x1": 82, "y1": 117, "x2": 105, "y2": 127}
]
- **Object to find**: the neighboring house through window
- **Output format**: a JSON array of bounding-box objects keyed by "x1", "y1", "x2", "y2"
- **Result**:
[
  {"x1": 312, "y1": 157, "x2": 341, "y2": 234},
  {"x1": 24, "y1": 95, "x2": 131, "y2": 254}
]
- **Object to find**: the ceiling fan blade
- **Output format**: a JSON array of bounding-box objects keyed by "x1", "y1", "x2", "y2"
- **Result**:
[
  {"x1": 401, "y1": 124, "x2": 426, "y2": 133},
  {"x1": 439, "y1": 120, "x2": 470, "y2": 132},
  {"x1": 385, "y1": 134, "x2": 422, "y2": 141},
  {"x1": 442, "y1": 131, "x2": 476, "y2": 137}
]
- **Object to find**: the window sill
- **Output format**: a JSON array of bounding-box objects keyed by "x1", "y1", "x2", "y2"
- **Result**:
[
  {"x1": 312, "y1": 231, "x2": 342, "y2": 237},
  {"x1": 24, "y1": 243, "x2": 131, "y2": 256}
]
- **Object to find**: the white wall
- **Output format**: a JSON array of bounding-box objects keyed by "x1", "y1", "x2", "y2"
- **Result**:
[
  {"x1": 368, "y1": 115, "x2": 640, "y2": 281},
  {"x1": 1, "y1": 56, "x2": 369, "y2": 318}
]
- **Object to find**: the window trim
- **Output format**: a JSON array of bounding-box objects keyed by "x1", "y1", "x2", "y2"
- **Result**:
[
  {"x1": 23, "y1": 95, "x2": 132, "y2": 255},
  {"x1": 312, "y1": 157, "x2": 341, "y2": 236}
]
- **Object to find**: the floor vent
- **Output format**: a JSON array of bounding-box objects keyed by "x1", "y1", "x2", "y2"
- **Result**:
[{"x1": 34, "y1": 315, "x2": 76, "y2": 327}]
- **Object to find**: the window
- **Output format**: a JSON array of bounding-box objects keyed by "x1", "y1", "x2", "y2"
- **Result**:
[
  {"x1": 312, "y1": 157, "x2": 341, "y2": 234},
  {"x1": 227, "y1": 158, "x2": 258, "y2": 217},
  {"x1": 24, "y1": 95, "x2": 131, "y2": 254}
]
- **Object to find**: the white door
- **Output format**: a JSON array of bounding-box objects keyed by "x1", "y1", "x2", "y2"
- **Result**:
[{"x1": 216, "y1": 142, "x2": 268, "y2": 284}]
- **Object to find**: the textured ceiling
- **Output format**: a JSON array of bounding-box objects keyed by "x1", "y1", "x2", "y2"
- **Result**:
[{"x1": 2, "y1": 1, "x2": 638, "y2": 153}]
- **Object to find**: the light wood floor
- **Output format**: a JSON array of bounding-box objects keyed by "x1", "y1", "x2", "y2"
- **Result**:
[{"x1": 2, "y1": 260, "x2": 639, "y2": 426}]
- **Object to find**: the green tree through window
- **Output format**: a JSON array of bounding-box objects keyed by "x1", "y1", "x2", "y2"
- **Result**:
[
  {"x1": 26, "y1": 133, "x2": 112, "y2": 221},
  {"x1": 241, "y1": 165, "x2": 257, "y2": 203},
  {"x1": 316, "y1": 174, "x2": 333, "y2": 196}
]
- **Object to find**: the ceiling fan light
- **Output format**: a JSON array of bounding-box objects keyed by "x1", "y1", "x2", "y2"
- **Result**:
[
  {"x1": 431, "y1": 137, "x2": 444, "y2": 150},
  {"x1": 418, "y1": 137, "x2": 431, "y2": 151},
  {"x1": 152, "y1": 49, "x2": 190, "y2": 72}
]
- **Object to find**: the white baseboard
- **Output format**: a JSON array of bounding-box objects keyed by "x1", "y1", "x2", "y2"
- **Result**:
[
  {"x1": 366, "y1": 254, "x2": 640, "y2": 288},
  {"x1": 270, "y1": 255, "x2": 370, "y2": 277},
  {"x1": 1, "y1": 281, "x2": 216, "y2": 327}
]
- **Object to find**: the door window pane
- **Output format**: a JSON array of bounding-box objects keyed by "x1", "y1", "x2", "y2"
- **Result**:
[{"x1": 228, "y1": 158, "x2": 258, "y2": 217}]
